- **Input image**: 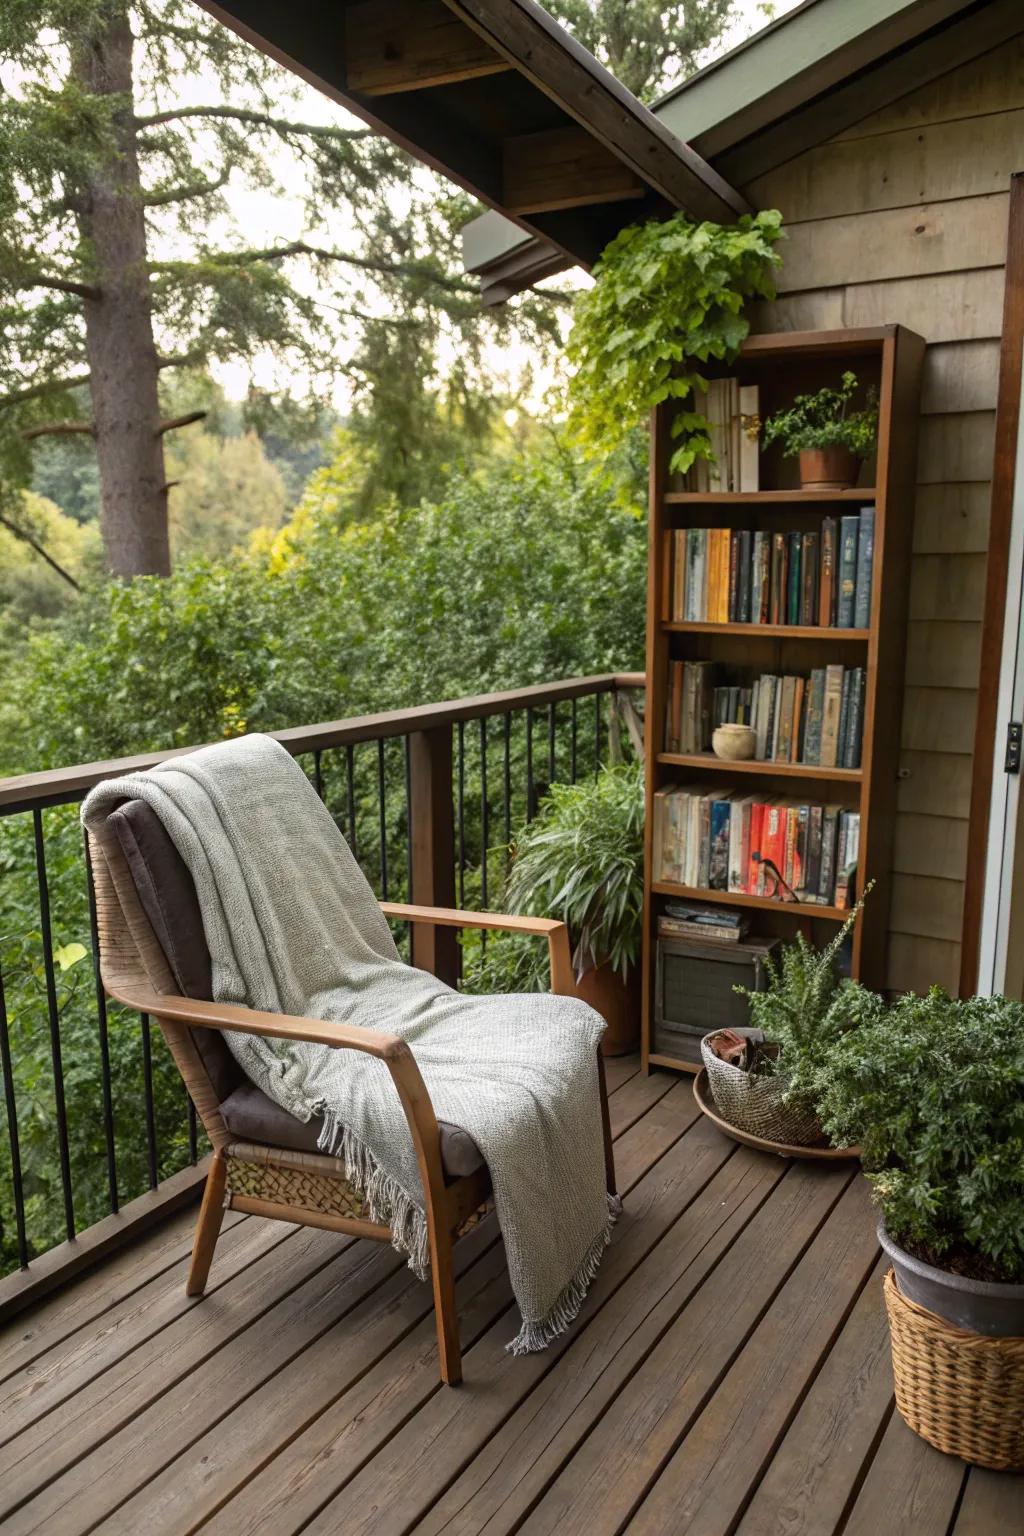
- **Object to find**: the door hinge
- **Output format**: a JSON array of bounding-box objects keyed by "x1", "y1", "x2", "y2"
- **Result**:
[{"x1": 1005, "y1": 720, "x2": 1022, "y2": 774}]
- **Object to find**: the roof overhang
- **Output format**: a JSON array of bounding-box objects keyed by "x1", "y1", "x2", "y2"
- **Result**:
[
  {"x1": 464, "y1": 0, "x2": 1019, "y2": 300},
  {"x1": 193, "y1": 0, "x2": 749, "y2": 274}
]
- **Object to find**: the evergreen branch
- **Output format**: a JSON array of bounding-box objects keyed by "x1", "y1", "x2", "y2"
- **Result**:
[
  {"x1": 155, "y1": 409, "x2": 207, "y2": 436},
  {"x1": 0, "y1": 373, "x2": 92, "y2": 412},
  {"x1": 178, "y1": 242, "x2": 477, "y2": 297},
  {"x1": 133, "y1": 105, "x2": 372, "y2": 141},
  {"x1": 20, "y1": 421, "x2": 94, "y2": 441},
  {"x1": 157, "y1": 351, "x2": 204, "y2": 371},
  {"x1": 18, "y1": 274, "x2": 101, "y2": 301},
  {"x1": 144, "y1": 170, "x2": 230, "y2": 208},
  {"x1": 0, "y1": 511, "x2": 81, "y2": 591}
]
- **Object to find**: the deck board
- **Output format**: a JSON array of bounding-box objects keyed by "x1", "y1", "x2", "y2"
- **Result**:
[{"x1": 0, "y1": 1058, "x2": 1015, "y2": 1536}]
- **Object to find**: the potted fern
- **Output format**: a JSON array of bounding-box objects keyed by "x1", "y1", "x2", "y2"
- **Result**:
[
  {"x1": 469, "y1": 762, "x2": 644, "y2": 1055},
  {"x1": 762, "y1": 370, "x2": 878, "y2": 490}
]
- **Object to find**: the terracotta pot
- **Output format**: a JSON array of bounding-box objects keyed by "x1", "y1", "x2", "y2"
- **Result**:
[
  {"x1": 573, "y1": 962, "x2": 640, "y2": 1056},
  {"x1": 798, "y1": 445, "x2": 858, "y2": 491}
]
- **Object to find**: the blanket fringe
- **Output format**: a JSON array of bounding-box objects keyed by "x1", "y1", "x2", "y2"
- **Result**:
[
  {"x1": 507, "y1": 1192, "x2": 622, "y2": 1356},
  {"x1": 317, "y1": 1109, "x2": 430, "y2": 1278}
]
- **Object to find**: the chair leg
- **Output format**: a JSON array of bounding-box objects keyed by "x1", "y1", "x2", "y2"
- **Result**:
[
  {"x1": 597, "y1": 1051, "x2": 617, "y2": 1198},
  {"x1": 186, "y1": 1150, "x2": 227, "y2": 1297},
  {"x1": 427, "y1": 1216, "x2": 462, "y2": 1386}
]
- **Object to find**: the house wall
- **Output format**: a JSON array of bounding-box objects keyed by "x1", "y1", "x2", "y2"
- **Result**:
[{"x1": 741, "y1": 33, "x2": 1024, "y2": 994}]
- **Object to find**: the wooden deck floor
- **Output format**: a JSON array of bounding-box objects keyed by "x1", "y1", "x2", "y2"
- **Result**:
[{"x1": 1, "y1": 1057, "x2": 1018, "y2": 1536}]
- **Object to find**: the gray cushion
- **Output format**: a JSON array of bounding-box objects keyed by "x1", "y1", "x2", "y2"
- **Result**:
[
  {"x1": 110, "y1": 798, "x2": 484, "y2": 1181},
  {"x1": 219, "y1": 1081, "x2": 484, "y2": 1179}
]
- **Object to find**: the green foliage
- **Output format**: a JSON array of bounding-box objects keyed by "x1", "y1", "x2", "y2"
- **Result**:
[
  {"x1": 545, "y1": 0, "x2": 736, "y2": 100},
  {"x1": 566, "y1": 209, "x2": 784, "y2": 475},
  {"x1": 0, "y1": 490, "x2": 102, "y2": 632},
  {"x1": 812, "y1": 990, "x2": 1024, "y2": 1282},
  {"x1": 734, "y1": 902, "x2": 882, "y2": 1112},
  {"x1": 166, "y1": 428, "x2": 290, "y2": 559},
  {"x1": 762, "y1": 370, "x2": 878, "y2": 458}
]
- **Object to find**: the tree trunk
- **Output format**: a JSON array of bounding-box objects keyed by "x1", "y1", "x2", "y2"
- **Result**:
[{"x1": 74, "y1": 3, "x2": 170, "y2": 577}]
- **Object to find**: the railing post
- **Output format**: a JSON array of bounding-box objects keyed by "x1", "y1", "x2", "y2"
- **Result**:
[{"x1": 407, "y1": 727, "x2": 459, "y2": 986}]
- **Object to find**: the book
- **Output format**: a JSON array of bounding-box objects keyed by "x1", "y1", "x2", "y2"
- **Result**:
[
  {"x1": 660, "y1": 530, "x2": 673, "y2": 621},
  {"x1": 657, "y1": 916, "x2": 744, "y2": 944},
  {"x1": 728, "y1": 795, "x2": 755, "y2": 893},
  {"x1": 835, "y1": 811, "x2": 860, "y2": 909},
  {"x1": 739, "y1": 384, "x2": 760, "y2": 492},
  {"x1": 685, "y1": 529, "x2": 705, "y2": 622},
  {"x1": 737, "y1": 528, "x2": 753, "y2": 623},
  {"x1": 787, "y1": 531, "x2": 802, "y2": 625},
  {"x1": 776, "y1": 675, "x2": 796, "y2": 762},
  {"x1": 747, "y1": 802, "x2": 766, "y2": 893},
  {"x1": 803, "y1": 668, "x2": 825, "y2": 765},
  {"x1": 800, "y1": 531, "x2": 819, "y2": 626},
  {"x1": 791, "y1": 676, "x2": 805, "y2": 762},
  {"x1": 728, "y1": 530, "x2": 740, "y2": 622},
  {"x1": 751, "y1": 531, "x2": 770, "y2": 624},
  {"x1": 819, "y1": 805, "x2": 841, "y2": 902},
  {"x1": 843, "y1": 667, "x2": 865, "y2": 769},
  {"x1": 805, "y1": 804, "x2": 823, "y2": 897},
  {"x1": 836, "y1": 669, "x2": 853, "y2": 773},
  {"x1": 837, "y1": 514, "x2": 860, "y2": 627},
  {"x1": 754, "y1": 673, "x2": 775, "y2": 760},
  {"x1": 770, "y1": 533, "x2": 787, "y2": 625},
  {"x1": 708, "y1": 797, "x2": 732, "y2": 890},
  {"x1": 854, "y1": 507, "x2": 875, "y2": 628},
  {"x1": 672, "y1": 529, "x2": 687, "y2": 620},
  {"x1": 820, "y1": 516, "x2": 837, "y2": 627},
  {"x1": 820, "y1": 663, "x2": 845, "y2": 768}
]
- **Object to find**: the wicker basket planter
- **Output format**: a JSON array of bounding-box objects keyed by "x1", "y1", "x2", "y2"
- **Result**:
[
  {"x1": 883, "y1": 1268, "x2": 1024, "y2": 1470},
  {"x1": 700, "y1": 1031, "x2": 824, "y2": 1147}
]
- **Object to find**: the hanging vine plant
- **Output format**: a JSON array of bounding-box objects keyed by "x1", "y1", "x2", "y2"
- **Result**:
[{"x1": 566, "y1": 209, "x2": 785, "y2": 475}]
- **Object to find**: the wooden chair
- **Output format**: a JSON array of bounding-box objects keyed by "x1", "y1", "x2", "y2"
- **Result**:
[{"x1": 86, "y1": 800, "x2": 616, "y2": 1386}]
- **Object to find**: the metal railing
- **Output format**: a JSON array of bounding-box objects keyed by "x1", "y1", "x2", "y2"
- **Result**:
[{"x1": 0, "y1": 672, "x2": 643, "y2": 1306}]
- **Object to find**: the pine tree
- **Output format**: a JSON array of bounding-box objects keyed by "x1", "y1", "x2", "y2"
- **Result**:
[
  {"x1": 0, "y1": 0, "x2": 551, "y2": 575},
  {"x1": 545, "y1": 0, "x2": 737, "y2": 101}
]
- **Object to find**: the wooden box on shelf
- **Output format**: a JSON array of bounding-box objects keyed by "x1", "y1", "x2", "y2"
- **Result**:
[{"x1": 641, "y1": 325, "x2": 925, "y2": 1076}]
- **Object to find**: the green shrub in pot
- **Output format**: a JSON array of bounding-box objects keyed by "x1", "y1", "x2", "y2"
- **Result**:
[{"x1": 813, "y1": 988, "x2": 1024, "y2": 1292}]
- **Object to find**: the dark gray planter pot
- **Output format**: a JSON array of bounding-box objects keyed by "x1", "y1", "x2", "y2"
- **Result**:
[{"x1": 879, "y1": 1224, "x2": 1024, "y2": 1338}]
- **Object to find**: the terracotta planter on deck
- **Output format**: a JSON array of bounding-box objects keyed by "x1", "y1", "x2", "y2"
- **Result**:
[
  {"x1": 574, "y1": 962, "x2": 641, "y2": 1057},
  {"x1": 798, "y1": 445, "x2": 858, "y2": 491}
]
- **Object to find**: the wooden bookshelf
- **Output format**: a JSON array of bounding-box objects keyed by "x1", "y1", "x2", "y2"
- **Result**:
[{"x1": 642, "y1": 324, "x2": 925, "y2": 1075}]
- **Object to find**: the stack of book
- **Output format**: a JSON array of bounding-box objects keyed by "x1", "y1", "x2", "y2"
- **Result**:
[
  {"x1": 653, "y1": 783, "x2": 861, "y2": 908},
  {"x1": 667, "y1": 662, "x2": 866, "y2": 770},
  {"x1": 662, "y1": 509, "x2": 874, "y2": 629},
  {"x1": 681, "y1": 378, "x2": 760, "y2": 493},
  {"x1": 657, "y1": 902, "x2": 750, "y2": 945}
]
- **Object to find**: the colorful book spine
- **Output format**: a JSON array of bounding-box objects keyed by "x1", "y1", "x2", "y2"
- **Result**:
[
  {"x1": 836, "y1": 514, "x2": 859, "y2": 627},
  {"x1": 854, "y1": 507, "x2": 875, "y2": 628},
  {"x1": 820, "y1": 516, "x2": 837, "y2": 627},
  {"x1": 786, "y1": 531, "x2": 802, "y2": 625}
]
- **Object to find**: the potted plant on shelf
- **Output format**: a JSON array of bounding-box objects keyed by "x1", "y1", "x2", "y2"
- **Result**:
[
  {"x1": 762, "y1": 370, "x2": 878, "y2": 490},
  {"x1": 700, "y1": 902, "x2": 875, "y2": 1151},
  {"x1": 814, "y1": 988, "x2": 1024, "y2": 1469},
  {"x1": 466, "y1": 761, "x2": 645, "y2": 1055}
]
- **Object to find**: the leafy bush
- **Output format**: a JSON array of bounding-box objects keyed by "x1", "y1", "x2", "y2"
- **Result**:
[
  {"x1": 813, "y1": 989, "x2": 1024, "y2": 1282},
  {"x1": 762, "y1": 370, "x2": 878, "y2": 459},
  {"x1": 566, "y1": 209, "x2": 784, "y2": 476}
]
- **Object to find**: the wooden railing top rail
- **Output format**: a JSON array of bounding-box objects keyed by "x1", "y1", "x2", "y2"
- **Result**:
[{"x1": 0, "y1": 672, "x2": 645, "y2": 813}]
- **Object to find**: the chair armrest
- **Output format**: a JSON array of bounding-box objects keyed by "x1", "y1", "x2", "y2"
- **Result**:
[
  {"x1": 380, "y1": 902, "x2": 574, "y2": 996},
  {"x1": 107, "y1": 987, "x2": 407, "y2": 1062}
]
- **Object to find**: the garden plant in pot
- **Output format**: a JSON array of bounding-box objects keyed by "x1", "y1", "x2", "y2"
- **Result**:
[
  {"x1": 762, "y1": 370, "x2": 878, "y2": 491},
  {"x1": 467, "y1": 761, "x2": 644, "y2": 1056},
  {"x1": 701, "y1": 903, "x2": 874, "y2": 1151},
  {"x1": 813, "y1": 988, "x2": 1024, "y2": 1469}
]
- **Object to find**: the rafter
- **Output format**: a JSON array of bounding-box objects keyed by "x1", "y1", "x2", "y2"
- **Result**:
[
  {"x1": 345, "y1": 0, "x2": 511, "y2": 96},
  {"x1": 503, "y1": 127, "x2": 645, "y2": 216}
]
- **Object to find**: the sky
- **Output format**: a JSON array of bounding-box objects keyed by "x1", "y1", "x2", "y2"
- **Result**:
[{"x1": 162, "y1": 0, "x2": 804, "y2": 409}]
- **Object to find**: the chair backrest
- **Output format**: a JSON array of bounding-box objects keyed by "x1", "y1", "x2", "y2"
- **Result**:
[{"x1": 107, "y1": 799, "x2": 243, "y2": 1102}]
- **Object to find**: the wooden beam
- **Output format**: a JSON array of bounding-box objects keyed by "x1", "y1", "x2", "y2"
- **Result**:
[
  {"x1": 406, "y1": 727, "x2": 459, "y2": 987},
  {"x1": 345, "y1": 0, "x2": 510, "y2": 96},
  {"x1": 503, "y1": 126, "x2": 645, "y2": 215}
]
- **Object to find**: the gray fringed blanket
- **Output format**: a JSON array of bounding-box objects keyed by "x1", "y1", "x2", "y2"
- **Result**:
[{"x1": 82, "y1": 733, "x2": 617, "y2": 1353}]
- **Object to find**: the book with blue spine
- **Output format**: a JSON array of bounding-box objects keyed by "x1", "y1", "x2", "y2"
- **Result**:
[
  {"x1": 854, "y1": 506, "x2": 875, "y2": 628},
  {"x1": 836, "y1": 515, "x2": 860, "y2": 627}
]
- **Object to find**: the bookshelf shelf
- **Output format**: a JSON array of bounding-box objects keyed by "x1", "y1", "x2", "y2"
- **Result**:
[
  {"x1": 664, "y1": 488, "x2": 877, "y2": 505},
  {"x1": 642, "y1": 324, "x2": 926, "y2": 1076},
  {"x1": 656, "y1": 751, "x2": 862, "y2": 782},
  {"x1": 651, "y1": 881, "x2": 848, "y2": 921},
  {"x1": 661, "y1": 622, "x2": 870, "y2": 640}
]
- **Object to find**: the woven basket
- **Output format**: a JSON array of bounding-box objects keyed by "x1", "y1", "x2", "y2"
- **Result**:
[
  {"x1": 700, "y1": 1033, "x2": 823, "y2": 1147},
  {"x1": 884, "y1": 1268, "x2": 1024, "y2": 1470}
]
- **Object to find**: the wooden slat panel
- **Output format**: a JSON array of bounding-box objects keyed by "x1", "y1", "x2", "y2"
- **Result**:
[
  {"x1": 754, "y1": 269, "x2": 1005, "y2": 346},
  {"x1": 889, "y1": 872, "x2": 965, "y2": 941},
  {"x1": 748, "y1": 109, "x2": 1024, "y2": 221},
  {"x1": 344, "y1": 0, "x2": 510, "y2": 95},
  {"x1": 921, "y1": 339, "x2": 1000, "y2": 414},
  {"x1": 909, "y1": 554, "x2": 988, "y2": 621},
  {"x1": 900, "y1": 686, "x2": 976, "y2": 753},
  {"x1": 912, "y1": 483, "x2": 991, "y2": 554},
  {"x1": 905, "y1": 621, "x2": 981, "y2": 688},
  {"x1": 897, "y1": 750, "x2": 974, "y2": 818},
  {"x1": 842, "y1": 1411, "x2": 966, "y2": 1536},
  {"x1": 916, "y1": 411, "x2": 995, "y2": 484},
  {"x1": 886, "y1": 932, "x2": 962, "y2": 993},
  {"x1": 776, "y1": 195, "x2": 1009, "y2": 294},
  {"x1": 834, "y1": 33, "x2": 1024, "y2": 142},
  {"x1": 894, "y1": 813, "x2": 969, "y2": 879},
  {"x1": 953, "y1": 1467, "x2": 1024, "y2": 1534}
]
